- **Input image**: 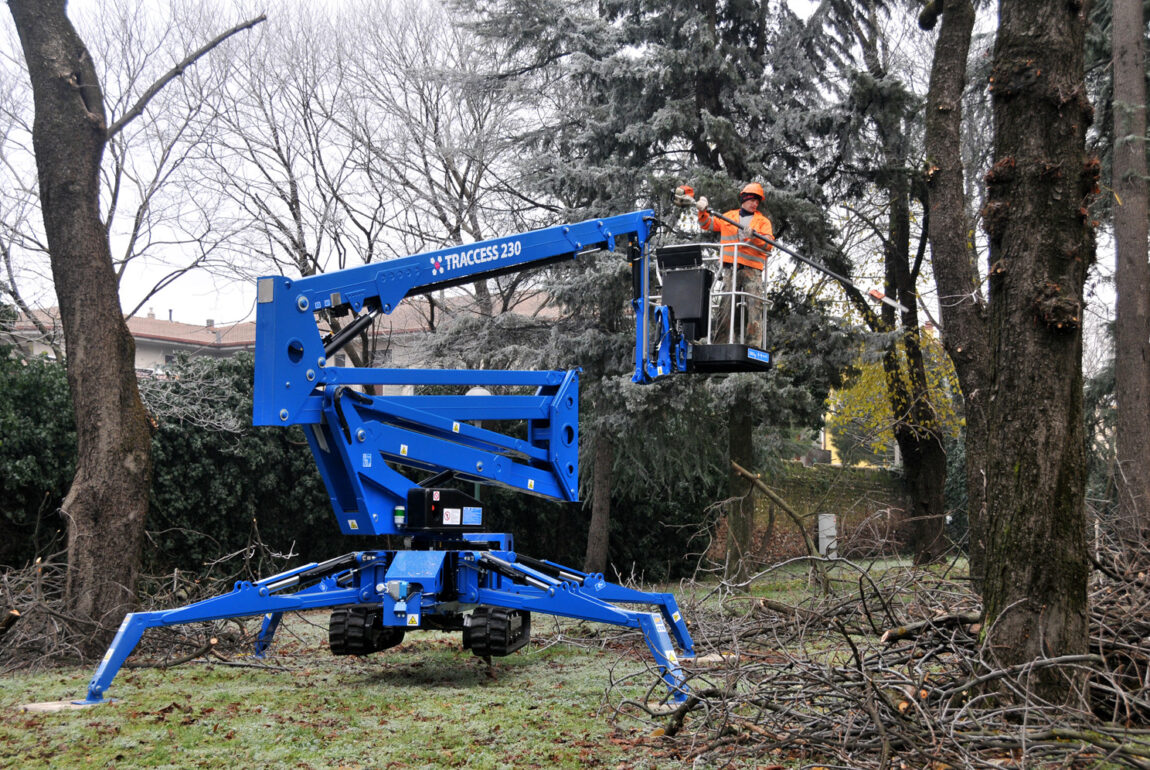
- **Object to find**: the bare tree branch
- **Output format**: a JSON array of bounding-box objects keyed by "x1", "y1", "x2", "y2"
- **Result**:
[{"x1": 107, "y1": 14, "x2": 266, "y2": 140}]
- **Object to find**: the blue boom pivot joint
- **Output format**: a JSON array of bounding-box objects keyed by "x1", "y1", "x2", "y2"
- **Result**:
[{"x1": 82, "y1": 210, "x2": 770, "y2": 707}]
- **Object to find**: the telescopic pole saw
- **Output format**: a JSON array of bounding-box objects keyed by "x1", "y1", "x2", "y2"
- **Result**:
[{"x1": 673, "y1": 187, "x2": 910, "y2": 314}]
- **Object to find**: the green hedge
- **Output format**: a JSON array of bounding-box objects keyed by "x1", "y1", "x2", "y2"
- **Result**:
[
  {"x1": 0, "y1": 354, "x2": 75, "y2": 566},
  {"x1": 0, "y1": 352, "x2": 714, "y2": 580}
]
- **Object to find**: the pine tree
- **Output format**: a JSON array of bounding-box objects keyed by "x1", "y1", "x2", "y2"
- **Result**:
[{"x1": 459, "y1": 0, "x2": 865, "y2": 581}]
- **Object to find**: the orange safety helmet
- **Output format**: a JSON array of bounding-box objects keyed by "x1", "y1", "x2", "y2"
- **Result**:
[{"x1": 740, "y1": 182, "x2": 765, "y2": 201}]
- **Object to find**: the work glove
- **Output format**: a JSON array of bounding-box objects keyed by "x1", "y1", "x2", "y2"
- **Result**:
[
  {"x1": 673, "y1": 185, "x2": 695, "y2": 207},
  {"x1": 695, "y1": 196, "x2": 708, "y2": 212}
]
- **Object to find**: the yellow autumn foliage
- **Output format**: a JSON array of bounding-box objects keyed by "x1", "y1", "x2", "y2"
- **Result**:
[{"x1": 826, "y1": 327, "x2": 963, "y2": 462}]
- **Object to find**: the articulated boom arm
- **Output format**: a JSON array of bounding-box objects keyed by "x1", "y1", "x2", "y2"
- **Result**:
[
  {"x1": 252, "y1": 211, "x2": 655, "y2": 538},
  {"x1": 298, "y1": 368, "x2": 580, "y2": 537},
  {"x1": 253, "y1": 210, "x2": 654, "y2": 428}
]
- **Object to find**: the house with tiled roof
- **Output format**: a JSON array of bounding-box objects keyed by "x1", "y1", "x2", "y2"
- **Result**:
[
  {"x1": 4, "y1": 291, "x2": 514, "y2": 375},
  {"x1": 129, "y1": 311, "x2": 257, "y2": 373},
  {"x1": 6, "y1": 308, "x2": 259, "y2": 374}
]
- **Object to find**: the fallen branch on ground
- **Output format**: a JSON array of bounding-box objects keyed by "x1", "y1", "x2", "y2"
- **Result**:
[
  {"x1": 602, "y1": 528, "x2": 1150, "y2": 769},
  {"x1": 880, "y1": 612, "x2": 980, "y2": 644}
]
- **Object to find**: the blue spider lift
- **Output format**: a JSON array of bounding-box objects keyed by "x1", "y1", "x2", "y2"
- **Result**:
[{"x1": 81, "y1": 210, "x2": 774, "y2": 706}]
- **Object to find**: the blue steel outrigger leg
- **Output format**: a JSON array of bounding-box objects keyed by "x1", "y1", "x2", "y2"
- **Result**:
[
  {"x1": 81, "y1": 557, "x2": 367, "y2": 704},
  {"x1": 81, "y1": 547, "x2": 695, "y2": 705},
  {"x1": 254, "y1": 612, "x2": 283, "y2": 657},
  {"x1": 465, "y1": 558, "x2": 694, "y2": 700}
]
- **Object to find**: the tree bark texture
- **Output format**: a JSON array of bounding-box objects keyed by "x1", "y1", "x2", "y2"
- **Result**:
[
  {"x1": 7, "y1": 0, "x2": 153, "y2": 653},
  {"x1": 583, "y1": 433, "x2": 612, "y2": 575},
  {"x1": 980, "y1": 0, "x2": 1092, "y2": 700},
  {"x1": 1111, "y1": 0, "x2": 1150, "y2": 545},
  {"x1": 922, "y1": 0, "x2": 991, "y2": 587},
  {"x1": 881, "y1": 185, "x2": 948, "y2": 565},
  {"x1": 725, "y1": 398, "x2": 755, "y2": 585}
]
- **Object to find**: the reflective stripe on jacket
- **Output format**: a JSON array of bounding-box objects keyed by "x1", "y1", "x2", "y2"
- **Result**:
[{"x1": 698, "y1": 208, "x2": 773, "y2": 269}]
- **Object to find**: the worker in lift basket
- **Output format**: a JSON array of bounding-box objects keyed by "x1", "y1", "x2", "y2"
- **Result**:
[{"x1": 677, "y1": 182, "x2": 773, "y2": 346}]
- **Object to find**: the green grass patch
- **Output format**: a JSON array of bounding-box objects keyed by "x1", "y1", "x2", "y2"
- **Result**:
[
  {"x1": 0, "y1": 614, "x2": 676, "y2": 770},
  {"x1": 4, "y1": 568, "x2": 981, "y2": 769}
]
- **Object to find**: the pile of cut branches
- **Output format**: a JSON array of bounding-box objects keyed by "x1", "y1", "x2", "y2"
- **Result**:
[
  {"x1": 0, "y1": 551, "x2": 84, "y2": 672},
  {"x1": 616, "y1": 548, "x2": 1150, "y2": 769},
  {"x1": 0, "y1": 525, "x2": 298, "y2": 673}
]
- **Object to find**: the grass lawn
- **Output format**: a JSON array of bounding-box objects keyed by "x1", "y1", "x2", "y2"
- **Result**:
[
  {"x1": 1, "y1": 562, "x2": 990, "y2": 770},
  {"x1": 0, "y1": 613, "x2": 688, "y2": 769}
]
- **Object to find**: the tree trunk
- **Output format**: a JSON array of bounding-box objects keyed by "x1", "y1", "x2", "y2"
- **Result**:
[
  {"x1": 725, "y1": 398, "x2": 755, "y2": 585},
  {"x1": 1111, "y1": 0, "x2": 1150, "y2": 547},
  {"x1": 881, "y1": 184, "x2": 948, "y2": 564},
  {"x1": 878, "y1": 314, "x2": 948, "y2": 565},
  {"x1": 898, "y1": 426, "x2": 948, "y2": 564},
  {"x1": 473, "y1": 279, "x2": 494, "y2": 317},
  {"x1": 583, "y1": 434, "x2": 612, "y2": 575},
  {"x1": 980, "y1": 0, "x2": 1092, "y2": 702},
  {"x1": 8, "y1": 0, "x2": 153, "y2": 654},
  {"x1": 923, "y1": 0, "x2": 990, "y2": 590},
  {"x1": 853, "y1": 0, "x2": 950, "y2": 566}
]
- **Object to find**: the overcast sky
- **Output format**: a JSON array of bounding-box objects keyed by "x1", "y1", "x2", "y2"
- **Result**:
[{"x1": 107, "y1": 0, "x2": 822, "y2": 327}]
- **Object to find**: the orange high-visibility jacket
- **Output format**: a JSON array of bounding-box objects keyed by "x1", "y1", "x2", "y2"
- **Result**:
[{"x1": 698, "y1": 208, "x2": 773, "y2": 270}]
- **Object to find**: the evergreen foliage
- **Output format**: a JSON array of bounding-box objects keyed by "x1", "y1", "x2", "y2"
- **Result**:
[
  {"x1": 145, "y1": 354, "x2": 342, "y2": 572},
  {"x1": 0, "y1": 354, "x2": 75, "y2": 566},
  {"x1": 463, "y1": 0, "x2": 850, "y2": 218}
]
